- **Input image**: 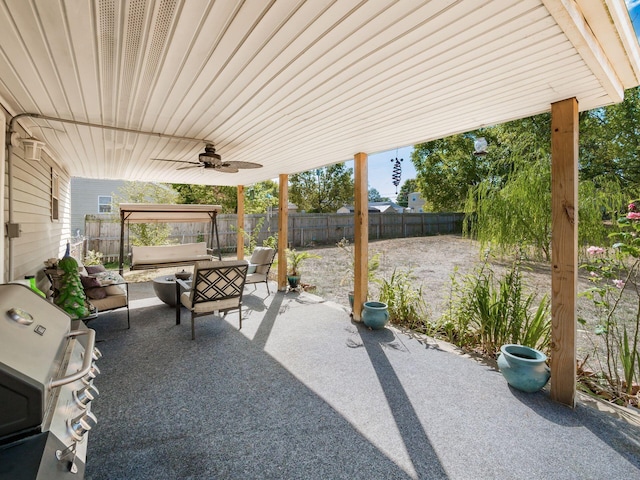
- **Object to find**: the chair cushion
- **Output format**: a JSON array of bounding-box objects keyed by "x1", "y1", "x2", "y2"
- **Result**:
[
  {"x1": 104, "y1": 285, "x2": 125, "y2": 295},
  {"x1": 131, "y1": 242, "x2": 210, "y2": 267},
  {"x1": 245, "y1": 272, "x2": 266, "y2": 284},
  {"x1": 91, "y1": 293, "x2": 127, "y2": 311},
  {"x1": 180, "y1": 292, "x2": 241, "y2": 313},
  {"x1": 249, "y1": 247, "x2": 275, "y2": 274}
]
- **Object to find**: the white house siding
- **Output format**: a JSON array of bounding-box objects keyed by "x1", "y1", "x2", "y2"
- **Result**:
[
  {"x1": 2, "y1": 107, "x2": 71, "y2": 284},
  {"x1": 408, "y1": 192, "x2": 425, "y2": 213},
  {"x1": 70, "y1": 178, "x2": 125, "y2": 235}
]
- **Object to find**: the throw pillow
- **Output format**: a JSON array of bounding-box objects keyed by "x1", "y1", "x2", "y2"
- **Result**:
[
  {"x1": 85, "y1": 264, "x2": 107, "y2": 274},
  {"x1": 104, "y1": 285, "x2": 125, "y2": 295},
  {"x1": 80, "y1": 276, "x2": 101, "y2": 289},
  {"x1": 86, "y1": 287, "x2": 108, "y2": 300},
  {"x1": 80, "y1": 276, "x2": 108, "y2": 299}
]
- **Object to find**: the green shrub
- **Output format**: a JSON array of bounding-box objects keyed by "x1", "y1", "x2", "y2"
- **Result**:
[
  {"x1": 440, "y1": 253, "x2": 551, "y2": 357},
  {"x1": 84, "y1": 250, "x2": 104, "y2": 266},
  {"x1": 377, "y1": 269, "x2": 428, "y2": 329}
]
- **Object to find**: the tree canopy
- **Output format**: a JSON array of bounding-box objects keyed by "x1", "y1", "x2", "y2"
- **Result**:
[
  {"x1": 171, "y1": 181, "x2": 279, "y2": 214},
  {"x1": 113, "y1": 181, "x2": 178, "y2": 246},
  {"x1": 172, "y1": 184, "x2": 237, "y2": 212},
  {"x1": 245, "y1": 180, "x2": 279, "y2": 214},
  {"x1": 411, "y1": 134, "x2": 496, "y2": 211},
  {"x1": 368, "y1": 187, "x2": 390, "y2": 202},
  {"x1": 396, "y1": 179, "x2": 418, "y2": 207},
  {"x1": 289, "y1": 163, "x2": 354, "y2": 213}
]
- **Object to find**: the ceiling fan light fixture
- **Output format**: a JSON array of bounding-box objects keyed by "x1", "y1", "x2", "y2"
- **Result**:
[
  {"x1": 151, "y1": 143, "x2": 261, "y2": 173},
  {"x1": 199, "y1": 144, "x2": 221, "y2": 163}
]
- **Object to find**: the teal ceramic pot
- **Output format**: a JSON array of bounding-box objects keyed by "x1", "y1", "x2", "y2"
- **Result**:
[
  {"x1": 287, "y1": 275, "x2": 300, "y2": 289},
  {"x1": 362, "y1": 301, "x2": 389, "y2": 330},
  {"x1": 497, "y1": 344, "x2": 551, "y2": 393}
]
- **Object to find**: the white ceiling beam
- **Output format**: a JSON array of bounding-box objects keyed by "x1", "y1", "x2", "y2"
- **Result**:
[{"x1": 542, "y1": 0, "x2": 623, "y2": 103}]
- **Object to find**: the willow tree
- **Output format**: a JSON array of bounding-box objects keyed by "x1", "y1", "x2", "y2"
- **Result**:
[{"x1": 465, "y1": 160, "x2": 623, "y2": 261}]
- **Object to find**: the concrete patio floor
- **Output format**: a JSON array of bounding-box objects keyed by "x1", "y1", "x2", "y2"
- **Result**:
[{"x1": 85, "y1": 281, "x2": 640, "y2": 479}]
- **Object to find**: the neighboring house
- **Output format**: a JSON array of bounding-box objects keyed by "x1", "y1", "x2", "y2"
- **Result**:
[
  {"x1": 408, "y1": 192, "x2": 426, "y2": 213},
  {"x1": 70, "y1": 178, "x2": 126, "y2": 236},
  {"x1": 337, "y1": 205, "x2": 378, "y2": 214},
  {"x1": 337, "y1": 201, "x2": 405, "y2": 214},
  {"x1": 369, "y1": 201, "x2": 405, "y2": 214}
]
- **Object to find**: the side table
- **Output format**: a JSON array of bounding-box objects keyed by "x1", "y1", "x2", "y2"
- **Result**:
[{"x1": 153, "y1": 275, "x2": 190, "y2": 307}]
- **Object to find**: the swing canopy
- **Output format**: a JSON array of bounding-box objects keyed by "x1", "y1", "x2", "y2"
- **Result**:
[{"x1": 118, "y1": 204, "x2": 223, "y2": 274}]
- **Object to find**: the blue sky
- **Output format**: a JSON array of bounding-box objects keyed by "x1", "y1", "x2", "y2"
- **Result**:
[
  {"x1": 628, "y1": 1, "x2": 640, "y2": 33},
  {"x1": 344, "y1": 145, "x2": 416, "y2": 201}
]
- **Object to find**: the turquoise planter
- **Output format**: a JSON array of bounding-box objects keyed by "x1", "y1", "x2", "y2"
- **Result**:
[
  {"x1": 497, "y1": 344, "x2": 550, "y2": 393},
  {"x1": 362, "y1": 301, "x2": 389, "y2": 330},
  {"x1": 287, "y1": 275, "x2": 300, "y2": 289}
]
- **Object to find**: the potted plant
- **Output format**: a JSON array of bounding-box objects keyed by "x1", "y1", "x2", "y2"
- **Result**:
[
  {"x1": 286, "y1": 249, "x2": 320, "y2": 289},
  {"x1": 336, "y1": 237, "x2": 381, "y2": 308}
]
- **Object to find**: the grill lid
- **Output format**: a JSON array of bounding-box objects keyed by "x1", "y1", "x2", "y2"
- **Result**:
[{"x1": 0, "y1": 284, "x2": 72, "y2": 438}]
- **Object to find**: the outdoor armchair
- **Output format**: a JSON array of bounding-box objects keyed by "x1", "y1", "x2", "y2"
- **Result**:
[
  {"x1": 175, "y1": 259, "x2": 249, "y2": 340},
  {"x1": 244, "y1": 247, "x2": 276, "y2": 295}
]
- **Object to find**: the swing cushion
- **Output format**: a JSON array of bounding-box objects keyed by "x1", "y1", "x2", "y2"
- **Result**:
[{"x1": 130, "y1": 242, "x2": 213, "y2": 270}]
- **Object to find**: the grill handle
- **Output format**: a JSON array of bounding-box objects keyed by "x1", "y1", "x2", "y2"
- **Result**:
[{"x1": 49, "y1": 329, "x2": 96, "y2": 389}]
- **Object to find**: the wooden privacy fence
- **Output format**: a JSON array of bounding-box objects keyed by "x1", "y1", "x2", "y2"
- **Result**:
[{"x1": 84, "y1": 212, "x2": 464, "y2": 262}]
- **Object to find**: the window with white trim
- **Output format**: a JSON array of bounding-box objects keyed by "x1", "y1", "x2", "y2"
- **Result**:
[
  {"x1": 51, "y1": 169, "x2": 59, "y2": 221},
  {"x1": 98, "y1": 195, "x2": 112, "y2": 213}
]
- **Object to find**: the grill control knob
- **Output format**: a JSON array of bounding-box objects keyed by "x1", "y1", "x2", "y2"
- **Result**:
[
  {"x1": 69, "y1": 411, "x2": 97, "y2": 441},
  {"x1": 81, "y1": 364, "x2": 101, "y2": 385},
  {"x1": 92, "y1": 347, "x2": 103, "y2": 360},
  {"x1": 73, "y1": 384, "x2": 99, "y2": 408}
]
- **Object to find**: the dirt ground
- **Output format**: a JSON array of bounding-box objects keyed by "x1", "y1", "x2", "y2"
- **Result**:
[
  {"x1": 302, "y1": 235, "x2": 486, "y2": 317},
  {"x1": 121, "y1": 234, "x2": 489, "y2": 318}
]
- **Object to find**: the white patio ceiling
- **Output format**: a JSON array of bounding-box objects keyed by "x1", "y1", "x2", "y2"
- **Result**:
[{"x1": 1, "y1": 0, "x2": 639, "y2": 186}]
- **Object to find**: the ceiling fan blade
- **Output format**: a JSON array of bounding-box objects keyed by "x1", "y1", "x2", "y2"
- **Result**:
[
  {"x1": 177, "y1": 164, "x2": 203, "y2": 171},
  {"x1": 152, "y1": 158, "x2": 201, "y2": 165},
  {"x1": 223, "y1": 161, "x2": 262, "y2": 169},
  {"x1": 216, "y1": 165, "x2": 239, "y2": 173}
]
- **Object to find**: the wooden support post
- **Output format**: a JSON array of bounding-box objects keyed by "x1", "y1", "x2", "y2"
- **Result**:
[
  {"x1": 551, "y1": 97, "x2": 578, "y2": 407},
  {"x1": 353, "y1": 152, "x2": 368, "y2": 321},
  {"x1": 237, "y1": 185, "x2": 245, "y2": 260},
  {"x1": 278, "y1": 174, "x2": 289, "y2": 291}
]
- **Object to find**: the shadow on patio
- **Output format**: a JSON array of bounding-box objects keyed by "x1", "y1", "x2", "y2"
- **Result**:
[{"x1": 86, "y1": 282, "x2": 640, "y2": 479}]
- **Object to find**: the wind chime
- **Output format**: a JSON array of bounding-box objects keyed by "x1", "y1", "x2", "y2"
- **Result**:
[{"x1": 390, "y1": 150, "x2": 403, "y2": 194}]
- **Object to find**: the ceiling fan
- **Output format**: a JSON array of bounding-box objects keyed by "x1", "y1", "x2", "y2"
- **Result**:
[{"x1": 152, "y1": 144, "x2": 262, "y2": 173}]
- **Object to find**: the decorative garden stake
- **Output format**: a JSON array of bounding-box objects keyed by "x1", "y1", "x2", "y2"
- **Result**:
[
  {"x1": 390, "y1": 151, "x2": 403, "y2": 194},
  {"x1": 497, "y1": 344, "x2": 550, "y2": 393}
]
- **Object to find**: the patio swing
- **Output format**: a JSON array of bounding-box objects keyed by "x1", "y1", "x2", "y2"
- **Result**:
[{"x1": 118, "y1": 204, "x2": 223, "y2": 275}]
